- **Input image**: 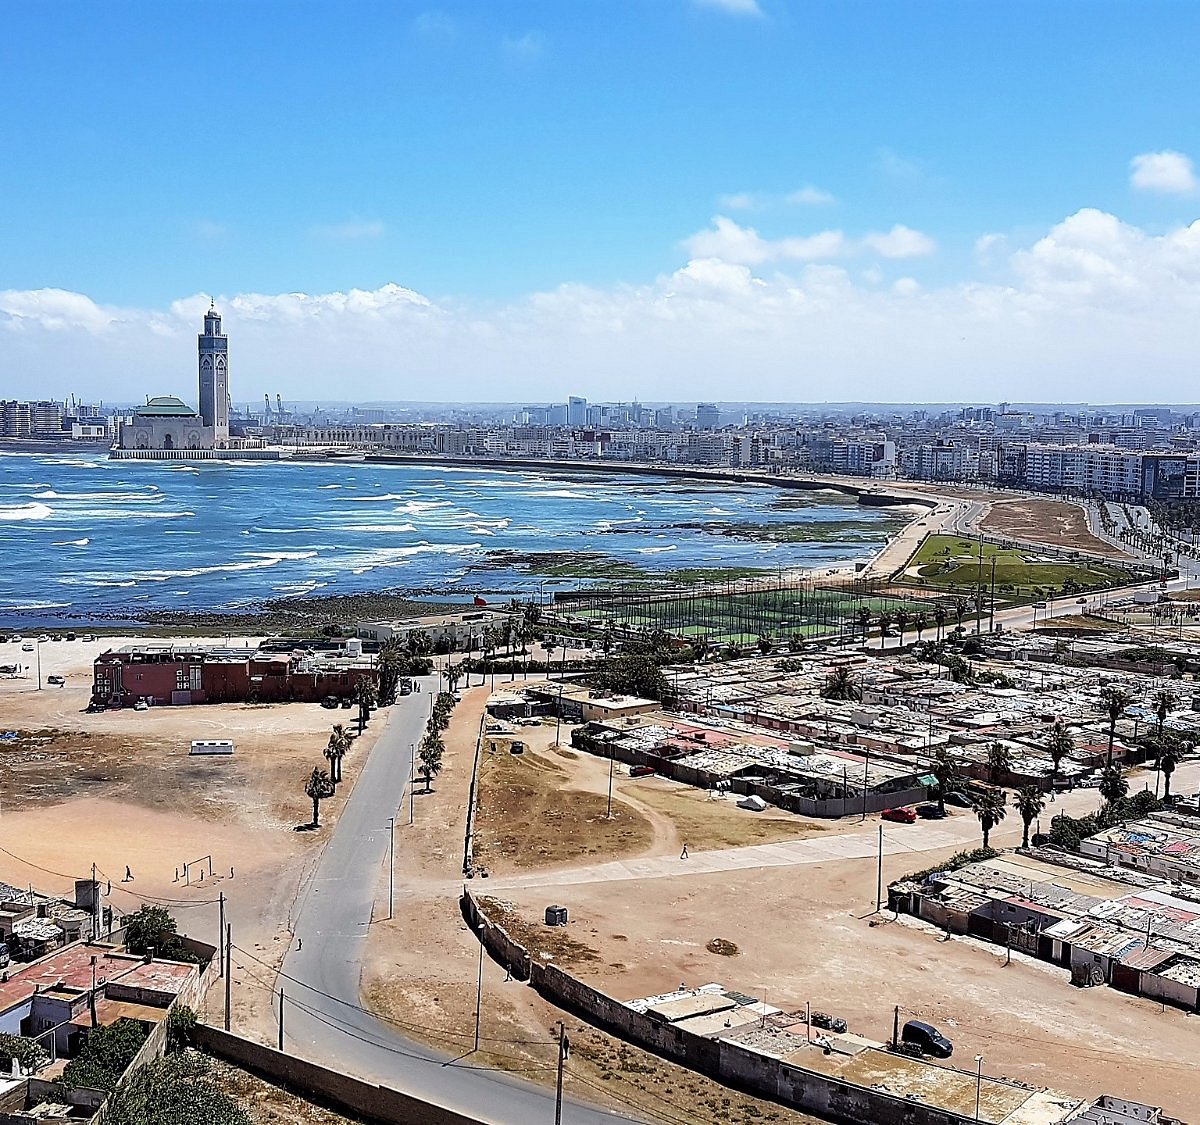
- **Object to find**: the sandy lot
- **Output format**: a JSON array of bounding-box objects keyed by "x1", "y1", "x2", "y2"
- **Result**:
[
  {"x1": 0, "y1": 633, "x2": 386, "y2": 1039},
  {"x1": 980, "y1": 498, "x2": 1129, "y2": 559}
]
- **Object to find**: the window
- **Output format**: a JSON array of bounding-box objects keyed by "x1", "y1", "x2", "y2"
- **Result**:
[
  {"x1": 177, "y1": 668, "x2": 189, "y2": 691},
  {"x1": 190, "y1": 665, "x2": 202, "y2": 691}
]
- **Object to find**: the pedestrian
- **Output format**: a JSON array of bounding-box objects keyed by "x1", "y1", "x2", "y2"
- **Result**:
[
  {"x1": 680, "y1": 842, "x2": 689, "y2": 860},
  {"x1": 123, "y1": 865, "x2": 132, "y2": 882},
  {"x1": 230, "y1": 867, "x2": 235, "y2": 878},
  {"x1": 297, "y1": 937, "x2": 302, "y2": 951}
]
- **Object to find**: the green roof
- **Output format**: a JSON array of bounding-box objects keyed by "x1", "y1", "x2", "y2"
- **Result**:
[{"x1": 136, "y1": 396, "x2": 197, "y2": 417}]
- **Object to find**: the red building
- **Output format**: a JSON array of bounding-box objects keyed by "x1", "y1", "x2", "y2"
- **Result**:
[{"x1": 92, "y1": 643, "x2": 376, "y2": 708}]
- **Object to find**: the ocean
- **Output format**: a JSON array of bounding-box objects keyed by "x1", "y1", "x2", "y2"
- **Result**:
[{"x1": 0, "y1": 452, "x2": 908, "y2": 627}]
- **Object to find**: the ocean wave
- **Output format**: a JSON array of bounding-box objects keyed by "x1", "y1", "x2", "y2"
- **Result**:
[
  {"x1": 33, "y1": 489, "x2": 161, "y2": 502},
  {"x1": 526, "y1": 489, "x2": 591, "y2": 500},
  {"x1": 318, "y1": 484, "x2": 341, "y2": 490},
  {"x1": 636, "y1": 545, "x2": 678, "y2": 554},
  {"x1": 469, "y1": 526, "x2": 498, "y2": 536},
  {"x1": 341, "y1": 523, "x2": 419, "y2": 534},
  {"x1": 48, "y1": 508, "x2": 194, "y2": 521},
  {"x1": 704, "y1": 507, "x2": 734, "y2": 515},
  {"x1": 53, "y1": 538, "x2": 91, "y2": 547},
  {"x1": 345, "y1": 493, "x2": 431, "y2": 504},
  {"x1": 0, "y1": 503, "x2": 53, "y2": 521},
  {"x1": 0, "y1": 600, "x2": 71, "y2": 610},
  {"x1": 349, "y1": 541, "x2": 482, "y2": 576}
]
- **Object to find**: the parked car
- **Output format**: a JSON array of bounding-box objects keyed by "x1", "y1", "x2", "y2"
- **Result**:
[
  {"x1": 901, "y1": 1020, "x2": 953, "y2": 1059},
  {"x1": 21, "y1": 644, "x2": 34, "y2": 653},
  {"x1": 46, "y1": 675, "x2": 65, "y2": 686},
  {"x1": 1080, "y1": 774, "x2": 1103, "y2": 788},
  {"x1": 882, "y1": 806, "x2": 917, "y2": 824},
  {"x1": 943, "y1": 791, "x2": 974, "y2": 808},
  {"x1": 85, "y1": 702, "x2": 105, "y2": 713},
  {"x1": 629, "y1": 764, "x2": 656, "y2": 778},
  {"x1": 133, "y1": 700, "x2": 149, "y2": 712},
  {"x1": 65, "y1": 633, "x2": 76, "y2": 641},
  {"x1": 916, "y1": 803, "x2": 947, "y2": 819},
  {"x1": 320, "y1": 696, "x2": 340, "y2": 709},
  {"x1": 809, "y1": 1011, "x2": 848, "y2": 1034}
]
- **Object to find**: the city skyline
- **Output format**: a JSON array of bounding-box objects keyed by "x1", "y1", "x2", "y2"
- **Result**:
[{"x1": 3, "y1": 2, "x2": 1200, "y2": 401}]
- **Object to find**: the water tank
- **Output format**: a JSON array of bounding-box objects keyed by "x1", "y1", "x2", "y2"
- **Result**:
[
  {"x1": 545, "y1": 905, "x2": 568, "y2": 927},
  {"x1": 345, "y1": 638, "x2": 363, "y2": 658}
]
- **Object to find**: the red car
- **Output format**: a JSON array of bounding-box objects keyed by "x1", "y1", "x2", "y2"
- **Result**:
[{"x1": 882, "y1": 807, "x2": 917, "y2": 824}]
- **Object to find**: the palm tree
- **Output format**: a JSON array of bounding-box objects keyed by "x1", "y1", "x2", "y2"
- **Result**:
[
  {"x1": 877, "y1": 611, "x2": 894, "y2": 652},
  {"x1": 1159, "y1": 738, "x2": 1182, "y2": 801},
  {"x1": 821, "y1": 665, "x2": 861, "y2": 702},
  {"x1": 1015, "y1": 786, "x2": 1046, "y2": 849},
  {"x1": 1153, "y1": 689, "x2": 1176, "y2": 743},
  {"x1": 304, "y1": 767, "x2": 336, "y2": 827},
  {"x1": 931, "y1": 747, "x2": 959, "y2": 815},
  {"x1": 856, "y1": 605, "x2": 872, "y2": 642},
  {"x1": 986, "y1": 741, "x2": 1012, "y2": 785},
  {"x1": 912, "y1": 612, "x2": 928, "y2": 643},
  {"x1": 1045, "y1": 720, "x2": 1073, "y2": 792},
  {"x1": 1098, "y1": 763, "x2": 1129, "y2": 810},
  {"x1": 419, "y1": 731, "x2": 445, "y2": 792},
  {"x1": 445, "y1": 664, "x2": 462, "y2": 694},
  {"x1": 953, "y1": 597, "x2": 969, "y2": 629},
  {"x1": 974, "y1": 789, "x2": 1007, "y2": 849},
  {"x1": 1099, "y1": 686, "x2": 1133, "y2": 766},
  {"x1": 323, "y1": 734, "x2": 344, "y2": 786},
  {"x1": 355, "y1": 679, "x2": 377, "y2": 734},
  {"x1": 933, "y1": 604, "x2": 947, "y2": 642},
  {"x1": 894, "y1": 609, "x2": 910, "y2": 648}
]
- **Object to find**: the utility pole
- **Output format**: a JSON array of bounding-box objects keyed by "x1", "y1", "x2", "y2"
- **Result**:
[
  {"x1": 387, "y1": 817, "x2": 395, "y2": 921},
  {"x1": 218, "y1": 893, "x2": 225, "y2": 977},
  {"x1": 409, "y1": 744, "x2": 415, "y2": 825},
  {"x1": 90, "y1": 862, "x2": 98, "y2": 941},
  {"x1": 606, "y1": 751, "x2": 615, "y2": 819},
  {"x1": 554, "y1": 1021, "x2": 567, "y2": 1125},
  {"x1": 224, "y1": 924, "x2": 232, "y2": 1032},
  {"x1": 989, "y1": 556, "x2": 997, "y2": 633},
  {"x1": 474, "y1": 939, "x2": 484, "y2": 1052},
  {"x1": 876, "y1": 824, "x2": 884, "y2": 913},
  {"x1": 891, "y1": 1004, "x2": 899, "y2": 1048},
  {"x1": 860, "y1": 750, "x2": 869, "y2": 822}
]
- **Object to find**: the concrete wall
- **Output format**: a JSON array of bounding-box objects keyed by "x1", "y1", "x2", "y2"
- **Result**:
[
  {"x1": 194, "y1": 1025, "x2": 479, "y2": 1125},
  {"x1": 463, "y1": 890, "x2": 981, "y2": 1125}
]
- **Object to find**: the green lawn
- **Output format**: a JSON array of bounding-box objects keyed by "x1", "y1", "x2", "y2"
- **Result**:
[{"x1": 904, "y1": 534, "x2": 1137, "y2": 600}]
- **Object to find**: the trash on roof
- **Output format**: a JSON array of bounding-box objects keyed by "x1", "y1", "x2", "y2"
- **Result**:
[{"x1": 738, "y1": 795, "x2": 768, "y2": 812}]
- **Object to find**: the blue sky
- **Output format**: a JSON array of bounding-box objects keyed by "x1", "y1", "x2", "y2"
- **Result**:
[{"x1": 3, "y1": 1, "x2": 1200, "y2": 403}]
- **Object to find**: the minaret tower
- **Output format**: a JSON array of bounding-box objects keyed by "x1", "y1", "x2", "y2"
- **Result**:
[{"x1": 198, "y1": 300, "x2": 229, "y2": 443}]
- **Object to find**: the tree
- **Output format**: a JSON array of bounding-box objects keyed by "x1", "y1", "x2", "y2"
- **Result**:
[
  {"x1": 406, "y1": 629, "x2": 433, "y2": 658},
  {"x1": 877, "y1": 611, "x2": 893, "y2": 651},
  {"x1": 856, "y1": 605, "x2": 872, "y2": 641},
  {"x1": 323, "y1": 731, "x2": 346, "y2": 785},
  {"x1": 376, "y1": 639, "x2": 406, "y2": 706},
  {"x1": 1098, "y1": 763, "x2": 1129, "y2": 809},
  {"x1": 1015, "y1": 786, "x2": 1046, "y2": 849},
  {"x1": 1159, "y1": 737, "x2": 1183, "y2": 801},
  {"x1": 0, "y1": 1033, "x2": 47, "y2": 1075},
  {"x1": 122, "y1": 905, "x2": 197, "y2": 963},
  {"x1": 1099, "y1": 685, "x2": 1133, "y2": 766},
  {"x1": 820, "y1": 665, "x2": 861, "y2": 702},
  {"x1": 523, "y1": 600, "x2": 542, "y2": 629},
  {"x1": 986, "y1": 741, "x2": 1012, "y2": 785},
  {"x1": 61, "y1": 1018, "x2": 148, "y2": 1092},
  {"x1": 757, "y1": 633, "x2": 773, "y2": 655},
  {"x1": 933, "y1": 603, "x2": 947, "y2": 642},
  {"x1": 953, "y1": 597, "x2": 969, "y2": 628},
  {"x1": 592, "y1": 654, "x2": 667, "y2": 700},
  {"x1": 419, "y1": 732, "x2": 444, "y2": 792},
  {"x1": 1153, "y1": 688, "x2": 1176, "y2": 743},
  {"x1": 973, "y1": 789, "x2": 1007, "y2": 849},
  {"x1": 101, "y1": 1051, "x2": 250, "y2": 1125},
  {"x1": 1045, "y1": 720, "x2": 1074, "y2": 792},
  {"x1": 355, "y1": 678, "x2": 377, "y2": 734},
  {"x1": 304, "y1": 767, "x2": 335, "y2": 827},
  {"x1": 894, "y1": 609, "x2": 910, "y2": 647},
  {"x1": 912, "y1": 612, "x2": 928, "y2": 643},
  {"x1": 931, "y1": 748, "x2": 960, "y2": 815}
]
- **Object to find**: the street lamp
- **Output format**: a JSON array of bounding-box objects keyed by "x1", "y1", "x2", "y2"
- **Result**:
[
  {"x1": 35, "y1": 638, "x2": 43, "y2": 691},
  {"x1": 974, "y1": 1054, "x2": 984, "y2": 1121}
]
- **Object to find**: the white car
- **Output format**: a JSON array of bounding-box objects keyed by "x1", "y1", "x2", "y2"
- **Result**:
[
  {"x1": 133, "y1": 700, "x2": 149, "y2": 712},
  {"x1": 21, "y1": 644, "x2": 34, "y2": 653}
]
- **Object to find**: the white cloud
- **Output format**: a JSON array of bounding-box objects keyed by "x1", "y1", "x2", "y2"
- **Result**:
[
  {"x1": 309, "y1": 220, "x2": 386, "y2": 240},
  {"x1": 862, "y1": 224, "x2": 936, "y2": 259},
  {"x1": 786, "y1": 185, "x2": 836, "y2": 206},
  {"x1": 1130, "y1": 150, "x2": 1197, "y2": 195},
  {"x1": 693, "y1": 0, "x2": 763, "y2": 15},
  {"x1": 8, "y1": 209, "x2": 1200, "y2": 404},
  {"x1": 502, "y1": 31, "x2": 545, "y2": 60},
  {"x1": 682, "y1": 216, "x2": 846, "y2": 265}
]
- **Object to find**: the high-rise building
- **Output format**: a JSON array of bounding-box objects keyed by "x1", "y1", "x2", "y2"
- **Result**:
[
  {"x1": 568, "y1": 396, "x2": 587, "y2": 426},
  {"x1": 198, "y1": 302, "x2": 229, "y2": 443},
  {"x1": 696, "y1": 403, "x2": 721, "y2": 430}
]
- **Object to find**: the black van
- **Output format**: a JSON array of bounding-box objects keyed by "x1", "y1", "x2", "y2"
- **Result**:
[{"x1": 901, "y1": 1020, "x2": 953, "y2": 1059}]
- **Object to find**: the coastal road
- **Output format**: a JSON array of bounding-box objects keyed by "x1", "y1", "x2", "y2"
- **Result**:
[{"x1": 277, "y1": 679, "x2": 638, "y2": 1125}]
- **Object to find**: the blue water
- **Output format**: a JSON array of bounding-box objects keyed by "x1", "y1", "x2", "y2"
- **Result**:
[{"x1": 0, "y1": 452, "x2": 908, "y2": 625}]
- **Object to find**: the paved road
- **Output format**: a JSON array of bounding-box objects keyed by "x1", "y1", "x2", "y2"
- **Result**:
[{"x1": 277, "y1": 679, "x2": 638, "y2": 1125}]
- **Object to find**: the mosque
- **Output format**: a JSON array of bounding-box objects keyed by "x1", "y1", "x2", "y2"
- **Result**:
[{"x1": 118, "y1": 303, "x2": 231, "y2": 452}]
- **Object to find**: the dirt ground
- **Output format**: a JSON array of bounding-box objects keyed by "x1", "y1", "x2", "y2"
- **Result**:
[
  {"x1": 492, "y1": 817, "x2": 1197, "y2": 1120},
  {"x1": 980, "y1": 498, "x2": 1129, "y2": 559},
  {"x1": 209, "y1": 1057, "x2": 367, "y2": 1124},
  {"x1": 363, "y1": 687, "x2": 825, "y2": 1125},
  {"x1": 0, "y1": 634, "x2": 386, "y2": 1041}
]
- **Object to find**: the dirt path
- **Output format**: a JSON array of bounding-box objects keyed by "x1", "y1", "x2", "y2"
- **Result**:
[{"x1": 981, "y1": 498, "x2": 1132, "y2": 559}]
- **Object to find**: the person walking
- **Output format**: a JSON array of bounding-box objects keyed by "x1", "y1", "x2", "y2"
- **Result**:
[{"x1": 680, "y1": 842, "x2": 689, "y2": 860}]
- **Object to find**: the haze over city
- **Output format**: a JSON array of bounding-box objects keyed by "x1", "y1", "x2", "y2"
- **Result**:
[{"x1": 4, "y1": 1, "x2": 1200, "y2": 403}]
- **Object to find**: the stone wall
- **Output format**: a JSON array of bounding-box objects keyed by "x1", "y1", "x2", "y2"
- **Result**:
[{"x1": 194, "y1": 1025, "x2": 478, "y2": 1125}]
